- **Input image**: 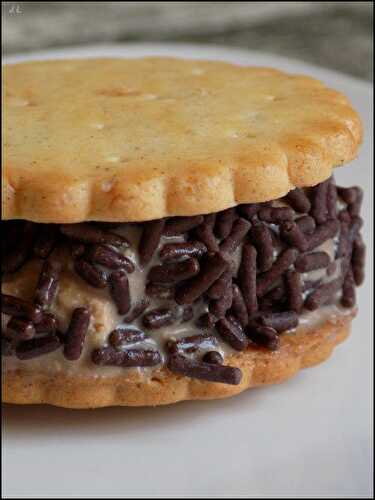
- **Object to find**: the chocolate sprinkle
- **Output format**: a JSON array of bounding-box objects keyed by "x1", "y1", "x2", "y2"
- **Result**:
[
  {"x1": 142, "y1": 308, "x2": 175, "y2": 329},
  {"x1": 34, "y1": 259, "x2": 61, "y2": 308},
  {"x1": 109, "y1": 328, "x2": 147, "y2": 348},
  {"x1": 214, "y1": 208, "x2": 236, "y2": 239},
  {"x1": 168, "y1": 353, "x2": 242, "y2": 385},
  {"x1": 86, "y1": 244, "x2": 135, "y2": 272},
  {"x1": 159, "y1": 241, "x2": 207, "y2": 262},
  {"x1": 202, "y1": 351, "x2": 224, "y2": 365},
  {"x1": 175, "y1": 253, "x2": 228, "y2": 305},
  {"x1": 194, "y1": 222, "x2": 220, "y2": 253},
  {"x1": 285, "y1": 271, "x2": 303, "y2": 313},
  {"x1": 64, "y1": 307, "x2": 90, "y2": 361},
  {"x1": 216, "y1": 315, "x2": 248, "y2": 351},
  {"x1": 60, "y1": 223, "x2": 129, "y2": 247},
  {"x1": 16, "y1": 335, "x2": 61, "y2": 360},
  {"x1": 220, "y1": 217, "x2": 251, "y2": 254},
  {"x1": 1, "y1": 294, "x2": 43, "y2": 323},
  {"x1": 248, "y1": 222, "x2": 274, "y2": 272},
  {"x1": 238, "y1": 243, "x2": 258, "y2": 315},
  {"x1": 148, "y1": 258, "x2": 200, "y2": 284},
  {"x1": 123, "y1": 299, "x2": 150, "y2": 323},
  {"x1": 164, "y1": 216, "x2": 204, "y2": 236},
  {"x1": 246, "y1": 325, "x2": 280, "y2": 350},
  {"x1": 139, "y1": 219, "x2": 165, "y2": 267},
  {"x1": 285, "y1": 188, "x2": 311, "y2": 213},
  {"x1": 92, "y1": 347, "x2": 161, "y2": 367},
  {"x1": 5, "y1": 317, "x2": 36, "y2": 341},
  {"x1": 256, "y1": 248, "x2": 298, "y2": 298},
  {"x1": 295, "y1": 252, "x2": 330, "y2": 272},
  {"x1": 166, "y1": 333, "x2": 218, "y2": 354},
  {"x1": 109, "y1": 270, "x2": 131, "y2": 315},
  {"x1": 74, "y1": 259, "x2": 107, "y2": 288}
]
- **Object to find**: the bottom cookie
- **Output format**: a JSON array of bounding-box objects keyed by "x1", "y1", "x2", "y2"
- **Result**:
[{"x1": 2, "y1": 313, "x2": 353, "y2": 408}]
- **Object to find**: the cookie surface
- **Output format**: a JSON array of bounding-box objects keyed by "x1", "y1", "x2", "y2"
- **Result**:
[
  {"x1": 2, "y1": 314, "x2": 353, "y2": 408},
  {"x1": 2, "y1": 58, "x2": 362, "y2": 223}
]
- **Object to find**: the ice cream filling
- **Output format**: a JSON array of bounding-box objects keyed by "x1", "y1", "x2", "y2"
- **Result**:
[{"x1": 1, "y1": 178, "x2": 365, "y2": 385}]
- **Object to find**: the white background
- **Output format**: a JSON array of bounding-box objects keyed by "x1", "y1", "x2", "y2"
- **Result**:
[{"x1": 2, "y1": 44, "x2": 373, "y2": 499}]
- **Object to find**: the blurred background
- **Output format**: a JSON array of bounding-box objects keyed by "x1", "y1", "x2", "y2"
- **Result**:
[{"x1": 2, "y1": 1, "x2": 373, "y2": 80}]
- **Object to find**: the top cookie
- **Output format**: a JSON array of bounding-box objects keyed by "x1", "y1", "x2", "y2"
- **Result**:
[{"x1": 2, "y1": 58, "x2": 362, "y2": 223}]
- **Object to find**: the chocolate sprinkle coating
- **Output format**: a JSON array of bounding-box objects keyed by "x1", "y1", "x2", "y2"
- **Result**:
[{"x1": 1, "y1": 177, "x2": 366, "y2": 384}]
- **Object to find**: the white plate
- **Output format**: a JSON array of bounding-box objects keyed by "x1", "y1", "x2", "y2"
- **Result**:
[{"x1": 2, "y1": 44, "x2": 373, "y2": 499}]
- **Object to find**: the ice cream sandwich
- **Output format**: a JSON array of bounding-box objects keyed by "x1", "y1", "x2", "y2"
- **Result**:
[{"x1": 2, "y1": 58, "x2": 365, "y2": 408}]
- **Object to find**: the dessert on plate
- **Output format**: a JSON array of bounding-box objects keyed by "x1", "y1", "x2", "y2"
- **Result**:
[{"x1": 2, "y1": 58, "x2": 365, "y2": 408}]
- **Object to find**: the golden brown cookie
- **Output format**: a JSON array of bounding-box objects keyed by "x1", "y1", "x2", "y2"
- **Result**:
[{"x1": 2, "y1": 58, "x2": 362, "y2": 223}]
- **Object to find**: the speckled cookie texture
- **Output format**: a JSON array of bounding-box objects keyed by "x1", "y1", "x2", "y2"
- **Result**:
[
  {"x1": 2, "y1": 314, "x2": 353, "y2": 408},
  {"x1": 2, "y1": 57, "x2": 362, "y2": 223}
]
